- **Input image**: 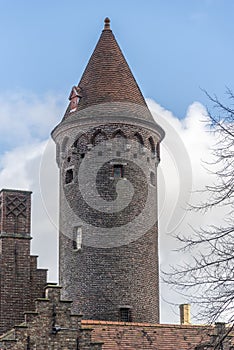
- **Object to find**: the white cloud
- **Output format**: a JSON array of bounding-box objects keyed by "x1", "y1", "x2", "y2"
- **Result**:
[
  {"x1": 0, "y1": 91, "x2": 65, "y2": 147},
  {"x1": 0, "y1": 91, "x2": 63, "y2": 281},
  {"x1": 0, "y1": 140, "x2": 59, "y2": 281},
  {"x1": 0, "y1": 92, "x2": 229, "y2": 324}
]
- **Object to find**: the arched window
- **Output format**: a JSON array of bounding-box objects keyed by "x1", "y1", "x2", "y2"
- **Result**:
[
  {"x1": 148, "y1": 136, "x2": 155, "y2": 155},
  {"x1": 112, "y1": 129, "x2": 126, "y2": 139},
  {"x1": 133, "y1": 132, "x2": 144, "y2": 151},
  {"x1": 156, "y1": 143, "x2": 160, "y2": 160},
  {"x1": 74, "y1": 134, "x2": 88, "y2": 154},
  {"x1": 112, "y1": 130, "x2": 127, "y2": 150}
]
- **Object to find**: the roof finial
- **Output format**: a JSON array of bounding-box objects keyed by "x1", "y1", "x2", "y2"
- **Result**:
[{"x1": 104, "y1": 17, "x2": 110, "y2": 30}]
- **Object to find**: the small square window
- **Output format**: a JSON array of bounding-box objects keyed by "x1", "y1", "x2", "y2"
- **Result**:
[
  {"x1": 113, "y1": 164, "x2": 124, "y2": 178},
  {"x1": 119, "y1": 308, "x2": 132, "y2": 322}
]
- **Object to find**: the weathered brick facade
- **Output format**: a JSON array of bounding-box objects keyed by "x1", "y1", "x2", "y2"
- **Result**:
[
  {"x1": 0, "y1": 285, "x2": 103, "y2": 350},
  {"x1": 0, "y1": 18, "x2": 233, "y2": 350},
  {"x1": 52, "y1": 18, "x2": 165, "y2": 324},
  {"x1": 0, "y1": 189, "x2": 47, "y2": 335}
]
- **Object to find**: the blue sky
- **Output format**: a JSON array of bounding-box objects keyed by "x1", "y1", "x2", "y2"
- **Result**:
[
  {"x1": 0, "y1": 1, "x2": 233, "y2": 323},
  {"x1": 0, "y1": 0, "x2": 233, "y2": 119}
]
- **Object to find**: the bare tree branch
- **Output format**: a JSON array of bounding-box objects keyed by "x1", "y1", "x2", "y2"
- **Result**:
[{"x1": 163, "y1": 89, "x2": 234, "y2": 329}]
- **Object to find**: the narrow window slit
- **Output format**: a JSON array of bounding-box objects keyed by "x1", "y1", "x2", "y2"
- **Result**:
[{"x1": 73, "y1": 227, "x2": 82, "y2": 250}]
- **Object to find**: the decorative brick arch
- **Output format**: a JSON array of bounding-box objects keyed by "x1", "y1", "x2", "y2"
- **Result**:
[
  {"x1": 112, "y1": 129, "x2": 127, "y2": 150},
  {"x1": 133, "y1": 132, "x2": 144, "y2": 152},
  {"x1": 74, "y1": 134, "x2": 89, "y2": 154},
  {"x1": 91, "y1": 130, "x2": 108, "y2": 146},
  {"x1": 148, "y1": 136, "x2": 155, "y2": 154},
  {"x1": 133, "y1": 132, "x2": 144, "y2": 146},
  {"x1": 112, "y1": 129, "x2": 126, "y2": 139}
]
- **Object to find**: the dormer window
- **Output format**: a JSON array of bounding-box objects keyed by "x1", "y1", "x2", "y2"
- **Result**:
[{"x1": 69, "y1": 86, "x2": 82, "y2": 113}]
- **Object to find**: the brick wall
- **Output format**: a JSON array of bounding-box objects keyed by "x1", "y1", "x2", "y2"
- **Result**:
[
  {"x1": 0, "y1": 285, "x2": 103, "y2": 350},
  {"x1": 0, "y1": 189, "x2": 32, "y2": 235},
  {"x1": 54, "y1": 120, "x2": 161, "y2": 323},
  {"x1": 51, "y1": 16, "x2": 165, "y2": 327},
  {"x1": 0, "y1": 190, "x2": 47, "y2": 335}
]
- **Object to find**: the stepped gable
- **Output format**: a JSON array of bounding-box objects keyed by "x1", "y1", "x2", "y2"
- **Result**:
[
  {"x1": 0, "y1": 285, "x2": 103, "y2": 350},
  {"x1": 63, "y1": 18, "x2": 155, "y2": 123}
]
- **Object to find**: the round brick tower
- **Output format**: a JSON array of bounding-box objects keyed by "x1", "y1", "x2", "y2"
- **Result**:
[{"x1": 51, "y1": 18, "x2": 164, "y2": 323}]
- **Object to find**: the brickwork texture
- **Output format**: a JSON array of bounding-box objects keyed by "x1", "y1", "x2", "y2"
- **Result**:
[
  {"x1": 52, "y1": 18, "x2": 164, "y2": 325},
  {"x1": 0, "y1": 189, "x2": 47, "y2": 335}
]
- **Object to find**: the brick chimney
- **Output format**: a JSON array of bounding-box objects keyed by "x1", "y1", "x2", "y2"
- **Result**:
[
  {"x1": 180, "y1": 304, "x2": 191, "y2": 325},
  {"x1": 0, "y1": 189, "x2": 47, "y2": 335},
  {"x1": 0, "y1": 189, "x2": 32, "y2": 236}
]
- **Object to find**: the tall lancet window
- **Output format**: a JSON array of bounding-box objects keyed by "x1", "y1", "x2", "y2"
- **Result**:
[{"x1": 73, "y1": 227, "x2": 82, "y2": 250}]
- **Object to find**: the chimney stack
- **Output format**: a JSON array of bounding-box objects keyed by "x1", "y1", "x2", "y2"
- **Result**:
[{"x1": 180, "y1": 304, "x2": 191, "y2": 325}]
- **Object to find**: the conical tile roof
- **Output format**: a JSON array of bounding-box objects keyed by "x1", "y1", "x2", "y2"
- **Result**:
[
  {"x1": 63, "y1": 18, "x2": 154, "y2": 122},
  {"x1": 78, "y1": 18, "x2": 146, "y2": 106},
  {"x1": 52, "y1": 19, "x2": 165, "y2": 149}
]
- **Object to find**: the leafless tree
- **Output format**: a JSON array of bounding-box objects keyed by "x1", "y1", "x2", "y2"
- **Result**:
[{"x1": 164, "y1": 89, "x2": 234, "y2": 328}]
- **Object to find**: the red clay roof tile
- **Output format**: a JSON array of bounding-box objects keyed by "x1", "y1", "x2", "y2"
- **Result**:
[{"x1": 64, "y1": 18, "x2": 149, "y2": 120}]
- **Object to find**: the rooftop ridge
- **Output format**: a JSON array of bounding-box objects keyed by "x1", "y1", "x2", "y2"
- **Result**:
[{"x1": 81, "y1": 320, "x2": 208, "y2": 328}]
